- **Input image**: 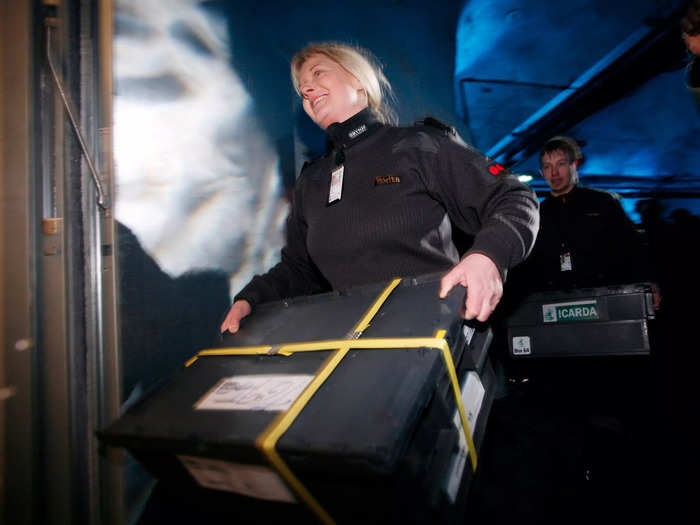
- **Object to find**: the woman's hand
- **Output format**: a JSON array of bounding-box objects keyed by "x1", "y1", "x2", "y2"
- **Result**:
[
  {"x1": 439, "y1": 253, "x2": 503, "y2": 322},
  {"x1": 220, "y1": 299, "x2": 252, "y2": 334}
]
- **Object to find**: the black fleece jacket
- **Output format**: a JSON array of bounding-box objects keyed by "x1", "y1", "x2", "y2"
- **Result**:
[
  {"x1": 522, "y1": 185, "x2": 652, "y2": 290},
  {"x1": 235, "y1": 108, "x2": 539, "y2": 307}
]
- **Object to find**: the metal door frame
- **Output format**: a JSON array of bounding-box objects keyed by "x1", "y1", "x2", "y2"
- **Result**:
[{"x1": 1, "y1": 0, "x2": 122, "y2": 523}]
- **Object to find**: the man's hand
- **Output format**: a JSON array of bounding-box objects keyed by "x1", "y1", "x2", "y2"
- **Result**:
[
  {"x1": 220, "y1": 299, "x2": 252, "y2": 334},
  {"x1": 439, "y1": 253, "x2": 503, "y2": 322},
  {"x1": 684, "y1": 32, "x2": 700, "y2": 55}
]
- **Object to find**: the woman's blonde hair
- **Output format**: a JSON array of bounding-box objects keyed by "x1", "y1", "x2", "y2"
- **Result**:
[{"x1": 291, "y1": 42, "x2": 397, "y2": 125}]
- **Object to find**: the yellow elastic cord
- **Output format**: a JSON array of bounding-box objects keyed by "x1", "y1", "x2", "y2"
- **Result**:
[{"x1": 255, "y1": 278, "x2": 402, "y2": 525}]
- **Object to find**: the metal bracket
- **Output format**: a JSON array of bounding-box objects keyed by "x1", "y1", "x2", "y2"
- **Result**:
[{"x1": 45, "y1": 17, "x2": 109, "y2": 209}]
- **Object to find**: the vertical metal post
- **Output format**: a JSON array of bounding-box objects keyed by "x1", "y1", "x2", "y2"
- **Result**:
[{"x1": 95, "y1": 0, "x2": 125, "y2": 523}]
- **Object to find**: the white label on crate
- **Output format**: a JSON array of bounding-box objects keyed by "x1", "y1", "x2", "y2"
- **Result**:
[
  {"x1": 462, "y1": 324, "x2": 475, "y2": 345},
  {"x1": 178, "y1": 455, "x2": 296, "y2": 502},
  {"x1": 445, "y1": 371, "x2": 485, "y2": 502},
  {"x1": 542, "y1": 299, "x2": 599, "y2": 323},
  {"x1": 446, "y1": 449, "x2": 468, "y2": 504},
  {"x1": 195, "y1": 374, "x2": 314, "y2": 411},
  {"x1": 512, "y1": 336, "x2": 532, "y2": 355}
]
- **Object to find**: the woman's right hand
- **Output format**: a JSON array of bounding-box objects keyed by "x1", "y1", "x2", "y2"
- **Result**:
[{"x1": 220, "y1": 299, "x2": 252, "y2": 334}]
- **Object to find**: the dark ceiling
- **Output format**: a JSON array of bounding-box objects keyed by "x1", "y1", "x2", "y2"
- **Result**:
[{"x1": 455, "y1": 0, "x2": 699, "y2": 198}]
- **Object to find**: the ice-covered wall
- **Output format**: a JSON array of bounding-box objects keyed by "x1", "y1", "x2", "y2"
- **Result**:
[{"x1": 114, "y1": 0, "x2": 287, "y2": 297}]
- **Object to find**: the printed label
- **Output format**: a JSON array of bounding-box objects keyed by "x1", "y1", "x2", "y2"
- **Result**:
[
  {"x1": 178, "y1": 455, "x2": 296, "y2": 502},
  {"x1": 543, "y1": 300, "x2": 599, "y2": 323},
  {"x1": 462, "y1": 324, "x2": 475, "y2": 346},
  {"x1": 446, "y1": 449, "x2": 468, "y2": 503},
  {"x1": 195, "y1": 374, "x2": 314, "y2": 411},
  {"x1": 512, "y1": 336, "x2": 532, "y2": 355},
  {"x1": 445, "y1": 371, "x2": 485, "y2": 502}
]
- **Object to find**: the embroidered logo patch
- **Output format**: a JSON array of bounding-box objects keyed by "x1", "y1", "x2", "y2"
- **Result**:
[
  {"x1": 375, "y1": 175, "x2": 401, "y2": 186},
  {"x1": 488, "y1": 163, "x2": 507, "y2": 176},
  {"x1": 348, "y1": 124, "x2": 367, "y2": 140}
]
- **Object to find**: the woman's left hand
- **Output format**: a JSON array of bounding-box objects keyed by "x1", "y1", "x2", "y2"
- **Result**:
[{"x1": 439, "y1": 253, "x2": 503, "y2": 322}]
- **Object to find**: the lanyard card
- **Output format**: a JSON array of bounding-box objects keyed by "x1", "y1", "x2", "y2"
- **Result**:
[
  {"x1": 328, "y1": 165, "x2": 344, "y2": 205},
  {"x1": 560, "y1": 252, "x2": 572, "y2": 272}
]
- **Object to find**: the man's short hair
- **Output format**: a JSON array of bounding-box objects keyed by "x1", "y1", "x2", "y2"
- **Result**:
[
  {"x1": 681, "y1": 0, "x2": 700, "y2": 36},
  {"x1": 539, "y1": 137, "x2": 579, "y2": 166}
]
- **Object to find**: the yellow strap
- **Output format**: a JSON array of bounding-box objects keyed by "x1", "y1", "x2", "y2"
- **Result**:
[
  {"x1": 256, "y1": 346, "x2": 350, "y2": 525},
  {"x1": 185, "y1": 279, "x2": 402, "y2": 367},
  {"x1": 350, "y1": 277, "x2": 402, "y2": 335},
  {"x1": 434, "y1": 329, "x2": 478, "y2": 472},
  {"x1": 197, "y1": 337, "x2": 441, "y2": 355},
  {"x1": 186, "y1": 345, "x2": 274, "y2": 367},
  {"x1": 255, "y1": 278, "x2": 402, "y2": 525},
  {"x1": 192, "y1": 335, "x2": 478, "y2": 472}
]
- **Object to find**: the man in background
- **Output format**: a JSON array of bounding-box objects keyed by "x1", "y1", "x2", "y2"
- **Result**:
[{"x1": 524, "y1": 137, "x2": 660, "y2": 307}]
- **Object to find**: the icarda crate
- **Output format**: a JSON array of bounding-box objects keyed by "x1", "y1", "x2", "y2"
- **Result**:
[{"x1": 506, "y1": 282, "x2": 656, "y2": 358}]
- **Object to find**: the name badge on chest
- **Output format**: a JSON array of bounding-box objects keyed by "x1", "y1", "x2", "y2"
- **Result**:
[
  {"x1": 560, "y1": 252, "x2": 572, "y2": 272},
  {"x1": 328, "y1": 165, "x2": 344, "y2": 205}
]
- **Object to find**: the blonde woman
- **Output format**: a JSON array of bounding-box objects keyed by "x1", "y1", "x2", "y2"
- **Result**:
[{"x1": 222, "y1": 42, "x2": 539, "y2": 333}]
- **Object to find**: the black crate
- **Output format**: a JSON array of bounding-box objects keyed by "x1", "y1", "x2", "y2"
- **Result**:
[
  {"x1": 506, "y1": 283, "x2": 656, "y2": 358},
  {"x1": 98, "y1": 274, "x2": 495, "y2": 524}
]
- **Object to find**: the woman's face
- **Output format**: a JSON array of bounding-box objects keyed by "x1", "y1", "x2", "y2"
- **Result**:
[{"x1": 297, "y1": 54, "x2": 368, "y2": 129}]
